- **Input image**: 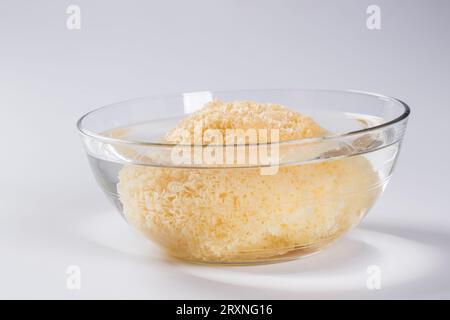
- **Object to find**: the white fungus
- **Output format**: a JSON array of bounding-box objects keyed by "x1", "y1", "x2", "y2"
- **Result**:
[{"x1": 117, "y1": 100, "x2": 379, "y2": 262}]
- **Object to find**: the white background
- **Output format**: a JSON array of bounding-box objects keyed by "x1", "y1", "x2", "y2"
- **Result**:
[{"x1": 0, "y1": 0, "x2": 449, "y2": 299}]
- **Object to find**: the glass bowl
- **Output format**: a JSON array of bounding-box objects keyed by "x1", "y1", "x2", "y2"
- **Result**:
[{"x1": 77, "y1": 89, "x2": 410, "y2": 264}]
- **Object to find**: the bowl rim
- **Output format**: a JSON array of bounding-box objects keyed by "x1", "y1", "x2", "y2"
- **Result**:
[{"x1": 76, "y1": 88, "x2": 410, "y2": 147}]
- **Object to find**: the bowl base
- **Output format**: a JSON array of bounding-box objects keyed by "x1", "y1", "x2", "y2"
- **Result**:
[{"x1": 167, "y1": 243, "x2": 331, "y2": 266}]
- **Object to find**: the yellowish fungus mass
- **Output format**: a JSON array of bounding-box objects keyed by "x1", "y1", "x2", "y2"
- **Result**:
[{"x1": 117, "y1": 100, "x2": 379, "y2": 262}]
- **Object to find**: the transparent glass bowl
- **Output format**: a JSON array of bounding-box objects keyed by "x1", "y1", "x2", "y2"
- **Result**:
[{"x1": 77, "y1": 89, "x2": 410, "y2": 264}]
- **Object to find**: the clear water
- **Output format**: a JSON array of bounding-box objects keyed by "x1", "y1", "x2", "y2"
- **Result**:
[
  {"x1": 87, "y1": 112, "x2": 400, "y2": 214},
  {"x1": 85, "y1": 112, "x2": 402, "y2": 263}
]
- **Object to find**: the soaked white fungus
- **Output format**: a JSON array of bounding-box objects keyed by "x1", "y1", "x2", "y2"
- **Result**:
[{"x1": 117, "y1": 100, "x2": 379, "y2": 262}]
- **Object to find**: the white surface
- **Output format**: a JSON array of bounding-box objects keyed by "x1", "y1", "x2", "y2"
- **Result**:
[{"x1": 0, "y1": 0, "x2": 449, "y2": 299}]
